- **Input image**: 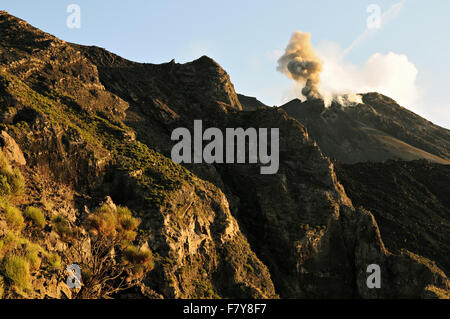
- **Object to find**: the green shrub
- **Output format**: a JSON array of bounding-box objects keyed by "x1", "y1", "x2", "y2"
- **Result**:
[
  {"x1": 87, "y1": 205, "x2": 140, "y2": 242},
  {"x1": 0, "y1": 175, "x2": 11, "y2": 197},
  {"x1": 9, "y1": 168, "x2": 25, "y2": 194},
  {"x1": 0, "y1": 233, "x2": 19, "y2": 255},
  {"x1": 87, "y1": 207, "x2": 117, "y2": 237},
  {"x1": 3, "y1": 254, "x2": 31, "y2": 291},
  {"x1": 26, "y1": 243, "x2": 42, "y2": 271},
  {"x1": 45, "y1": 252, "x2": 61, "y2": 270},
  {"x1": 4, "y1": 205, "x2": 24, "y2": 230},
  {"x1": 116, "y1": 206, "x2": 132, "y2": 218},
  {"x1": 51, "y1": 215, "x2": 72, "y2": 238},
  {"x1": 1, "y1": 234, "x2": 40, "y2": 262},
  {"x1": 24, "y1": 207, "x2": 46, "y2": 229},
  {"x1": 79, "y1": 205, "x2": 145, "y2": 298},
  {"x1": 0, "y1": 153, "x2": 25, "y2": 196},
  {"x1": 119, "y1": 214, "x2": 140, "y2": 231},
  {"x1": 123, "y1": 245, "x2": 154, "y2": 269},
  {"x1": 0, "y1": 153, "x2": 9, "y2": 174},
  {"x1": 122, "y1": 230, "x2": 137, "y2": 242}
]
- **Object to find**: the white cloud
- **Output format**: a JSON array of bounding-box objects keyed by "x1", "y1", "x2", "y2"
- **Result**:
[{"x1": 316, "y1": 44, "x2": 420, "y2": 106}]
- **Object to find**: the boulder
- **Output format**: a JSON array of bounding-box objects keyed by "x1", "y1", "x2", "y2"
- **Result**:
[{"x1": 0, "y1": 130, "x2": 26, "y2": 165}]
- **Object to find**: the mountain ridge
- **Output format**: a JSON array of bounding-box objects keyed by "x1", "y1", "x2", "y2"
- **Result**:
[
  {"x1": 280, "y1": 93, "x2": 450, "y2": 164},
  {"x1": 0, "y1": 11, "x2": 448, "y2": 299}
]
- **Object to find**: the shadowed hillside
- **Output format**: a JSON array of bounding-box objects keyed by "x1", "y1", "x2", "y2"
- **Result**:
[{"x1": 281, "y1": 95, "x2": 450, "y2": 164}]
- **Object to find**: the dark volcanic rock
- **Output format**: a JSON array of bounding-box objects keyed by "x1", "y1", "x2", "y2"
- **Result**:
[
  {"x1": 336, "y1": 160, "x2": 450, "y2": 275},
  {"x1": 281, "y1": 94, "x2": 450, "y2": 164},
  {"x1": 237, "y1": 94, "x2": 269, "y2": 111}
]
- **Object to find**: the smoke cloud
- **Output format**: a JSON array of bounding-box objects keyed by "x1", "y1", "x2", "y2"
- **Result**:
[
  {"x1": 318, "y1": 45, "x2": 419, "y2": 107},
  {"x1": 277, "y1": 31, "x2": 323, "y2": 100},
  {"x1": 277, "y1": 31, "x2": 419, "y2": 108}
]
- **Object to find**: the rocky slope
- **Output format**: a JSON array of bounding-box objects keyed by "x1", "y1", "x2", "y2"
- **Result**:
[
  {"x1": 0, "y1": 11, "x2": 448, "y2": 299},
  {"x1": 281, "y1": 95, "x2": 450, "y2": 164},
  {"x1": 335, "y1": 160, "x2": 450, "y2": 277}
]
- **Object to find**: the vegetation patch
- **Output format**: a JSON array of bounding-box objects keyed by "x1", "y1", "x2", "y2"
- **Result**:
[
  {"x1": 123, "y1": 245, "x2": 154, "y2": 268},
  {"x1": 24, "y1": 207, "x2": 46, "y2": 229},
  {"x1": 25, "y1": 243, "x2": 42, "y2": 271},
  {"x1": 2, "y1": 254, "x2": 31, "y2": 291},
  {"x1": 44, "y1": 252, "x2": 61, "y2": 270},
  {"x1": 75, "y1": 203, "x2": 154, "y2": 298},
  {"x1": 51, "y1": 215, "x2": 73, "y2": 239},
  {"x1": 1, "y1": 70, "x2": 196, "y2": 210},
  {"x1": 0, "y1": 152, "x2": 25, "y2": 197},
  {"x1": 4, "y1": 204, "x2": 24, "y2": 230}
]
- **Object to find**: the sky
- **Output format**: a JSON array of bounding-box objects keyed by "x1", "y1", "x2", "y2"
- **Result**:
[{"x1": 2, "y1": 0, "x2": 450, "y2": 129}]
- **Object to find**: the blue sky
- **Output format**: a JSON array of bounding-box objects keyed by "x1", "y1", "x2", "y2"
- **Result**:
[{"x1": 2, "y1": 0, "x2": 450, "y2": 128}]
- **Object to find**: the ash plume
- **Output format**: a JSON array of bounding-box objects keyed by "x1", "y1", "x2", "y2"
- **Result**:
[
  {"x1": 276, "y1": 30, "x2": 418, "y2": 109},
  {"x1": 277, "y1": 31, "x2": 323, "y2": 100}
]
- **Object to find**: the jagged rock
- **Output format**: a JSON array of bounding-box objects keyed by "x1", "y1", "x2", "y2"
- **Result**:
[
  {"x1": 57, "y1": 282, "x2": 72, "y2": 299},
  {"x1": 101, "y1": 195, "x2": 117, "y2": 211},
  {"x1": 0, "y1": 130, "x2": 26, "y2": 165},
  {"x1": 237, "y1": 93, "x2": 269, "y2": 111}
]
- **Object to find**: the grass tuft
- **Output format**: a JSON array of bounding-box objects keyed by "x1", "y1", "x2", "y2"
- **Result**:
[
  {"x1": 44, "y1": 252, "x2": 61, "y2": 270},
  {"x1": 4, "y1": 204, "x2": 24, "y2": 230},
  {"x1": 24, "y1": 207, "x2": 46, "y2": 229},
  {"x1": 3, "y1": 254, "x2": 31, "y2": 291},
  {"x1": 0, "y1": 152, "x2": 25, "y2": 196},
  {"x1": 51, "y1": 215, "x2": 73, "y2": 238}
]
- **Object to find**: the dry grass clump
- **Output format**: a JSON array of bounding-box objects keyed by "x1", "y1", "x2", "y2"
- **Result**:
[
  {"x1": 4, "y1": 204, "x2": 24, "y2": 230},
  {"x1": 123, "y1": 245, "x2": 154, "y2": 276},
  {"x1": 51, "y1": 214, "x2": 73, "y2": 238},
  {"x1": 0, "y1": 152, "x2": 25, "y2": 197},
  {"x1": 2, "y1": 254, "x2": 31, "y2": 291},
  {"x1": 74, "y1": 204, "x2": 156, "y2": 298},
  {"x1": 86, "y1": 204, "x2": 140, "y2": 245},
  {"x1": 24, "y1": 207, "x2": 46, "y2": 229}
]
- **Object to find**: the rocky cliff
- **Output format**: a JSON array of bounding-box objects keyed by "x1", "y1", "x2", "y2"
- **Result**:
[{"x1": 0, "y1": 11, "x2": 448, "y2": 299}]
